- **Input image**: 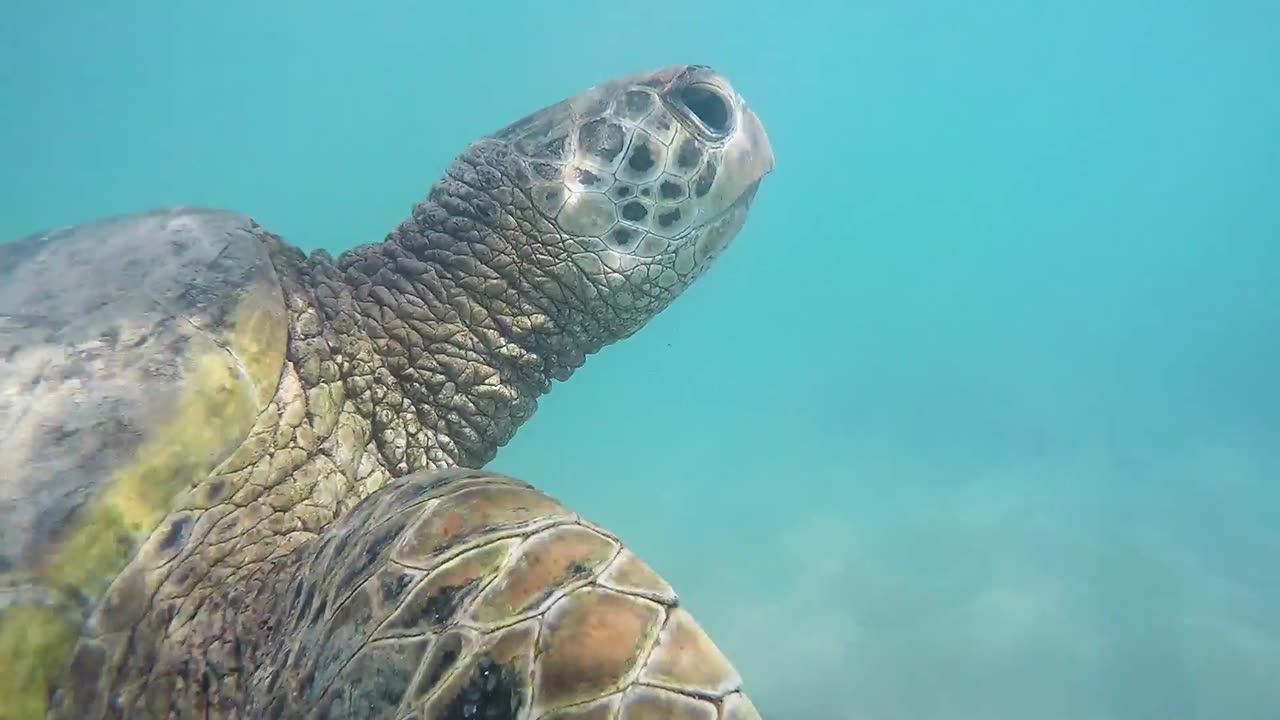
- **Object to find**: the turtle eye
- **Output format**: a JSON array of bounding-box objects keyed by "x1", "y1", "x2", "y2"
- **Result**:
[{"x1": 675, "y1": 84, "x2": 732, "y2": 137}]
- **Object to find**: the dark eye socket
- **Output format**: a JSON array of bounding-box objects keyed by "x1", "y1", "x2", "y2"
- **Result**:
[{"x1": 676, "y1": 84, "x2": 732, "y2": 136}]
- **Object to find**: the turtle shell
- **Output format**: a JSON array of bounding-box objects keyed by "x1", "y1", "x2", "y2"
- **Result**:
[{"x1": 0, "y1": 207, "x2": 289, "y2": 717}]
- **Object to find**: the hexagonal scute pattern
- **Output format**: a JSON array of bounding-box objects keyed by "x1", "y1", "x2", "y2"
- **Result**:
[
  {"x1": 504, "y1": 79, "x2": 733, "y2": 248},
  {"x1": 260, "y1": 469, "x2": 760, "y2": 720}
]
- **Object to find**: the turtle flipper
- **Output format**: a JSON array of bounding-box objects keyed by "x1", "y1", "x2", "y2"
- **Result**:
[{"x1": 244, "y1": 468, "x2": 762, "y2": 719}]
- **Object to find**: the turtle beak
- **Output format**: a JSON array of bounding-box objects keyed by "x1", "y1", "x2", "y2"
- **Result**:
[
  {"x1": 741, "y1": 106, "x2": 775, "y2": 177},
  {"x1": 711, "y1": 103, "x2": 774, "y2": 211}
]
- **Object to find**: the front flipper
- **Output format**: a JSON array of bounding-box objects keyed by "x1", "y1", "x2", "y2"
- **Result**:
[{"x1": 248, "y1": 468, "x2": 762, "y2": 719}]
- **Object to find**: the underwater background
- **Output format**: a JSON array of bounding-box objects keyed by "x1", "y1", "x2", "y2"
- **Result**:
[{"x1": 3, "y1": 1, "x2": 1278, "y2": 718}]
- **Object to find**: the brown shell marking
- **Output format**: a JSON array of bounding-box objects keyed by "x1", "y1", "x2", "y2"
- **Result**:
[{"x1": 262, "y1": 469, "x2": 760, "y2": 720}]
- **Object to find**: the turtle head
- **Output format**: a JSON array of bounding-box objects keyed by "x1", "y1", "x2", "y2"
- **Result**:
[{"x1": 440, "y1": 64, "x2": 773, "y2": 350}]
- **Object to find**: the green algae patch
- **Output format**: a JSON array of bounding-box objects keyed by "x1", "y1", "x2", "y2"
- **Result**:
[
  {"x1": 11, "y1": 282, "x2": 288, "y2": 713},
  {"x1": 0, "y1": 603, "x2": 78, "y2": 720}
]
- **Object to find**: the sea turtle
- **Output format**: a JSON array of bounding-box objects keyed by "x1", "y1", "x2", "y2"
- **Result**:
[{"x1": 0, "y1": 64, "x2": 774, "y2": 720}]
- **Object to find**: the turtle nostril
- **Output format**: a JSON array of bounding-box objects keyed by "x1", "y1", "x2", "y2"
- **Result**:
[{"x1": 677, "y1": 85, "x2": 731, "y2": 136}]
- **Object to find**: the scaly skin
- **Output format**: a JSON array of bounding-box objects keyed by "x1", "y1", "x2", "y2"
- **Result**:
[{"x1": 12, "y1": 64, "x2": 772, "y2": 719}]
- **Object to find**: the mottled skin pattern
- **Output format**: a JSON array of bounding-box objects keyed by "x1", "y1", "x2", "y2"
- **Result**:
[
  {"x1": 0, "y1": 65, "x2": 772, "y2": 719},
  {"x1": 189, "y1": 468, "x2": 759, "y2": 719}
]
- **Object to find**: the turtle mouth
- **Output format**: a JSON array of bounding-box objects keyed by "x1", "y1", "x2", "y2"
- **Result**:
[
  {"x1": 692, "y1": 179, "x2": 761, "y2": 264},
  {"x1": 708, "y1": 179, "x2": 762, "y2": 224}
]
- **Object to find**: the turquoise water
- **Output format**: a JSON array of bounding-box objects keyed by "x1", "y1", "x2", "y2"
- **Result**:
[{"x1": 3, "y1": 2, "x2": 1278, "y2": 718}]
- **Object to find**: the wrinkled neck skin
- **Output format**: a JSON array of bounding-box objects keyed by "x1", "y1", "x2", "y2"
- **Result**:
[
  {"x1": 304, "y1": 141, "x2": 623, "y2": 478},
  {"x1": 55, "y1": 157, "x2": 629, "y2": 719},
  {"x1": 212, "y1": 145, "x2": 641, "y2": 712}
]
